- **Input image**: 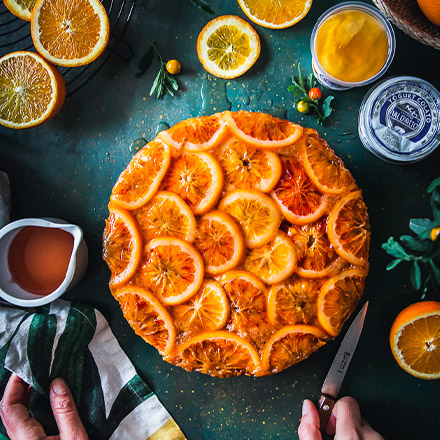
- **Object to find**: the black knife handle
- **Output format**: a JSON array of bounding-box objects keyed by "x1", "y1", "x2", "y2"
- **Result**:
[{"x1": 317, "y1": 393, "x2": 336, "y2": 433}]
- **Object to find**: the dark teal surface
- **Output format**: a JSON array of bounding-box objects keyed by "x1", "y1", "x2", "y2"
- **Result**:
[{"x1": 1, "y1": 1, "x2": 440, "y2": 439}]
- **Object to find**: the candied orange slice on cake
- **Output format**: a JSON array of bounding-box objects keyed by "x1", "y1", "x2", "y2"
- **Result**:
[
  {"x1": 224, "y1": 111, "x2": 303, "y2": 149},
  {"x1": 159, "y1": 114, "x2": 228, "y2": 152},
  {"x1": 103, "y1": 206, "x2": 142, "y2": 288},
  {"x1": 262, "y1": 325, "x2": 327, "y2": 373},
  {"x1": 171, "y1": 280, "x2": 230, "y2": 335},
  {"x1": 217, "y1": 137, "x2": 282, "y2": 192},
  {"x1": 194, "y1": 210, "x2": 246, "y2": 275},
  {"x1": 218, "y1": 189, "x2": 281, "y2": 248},
  {"x1": 317, "y1": 269, "x2": 367, "y2": 337},
  {"x1": 115, "y1": 286, "x2": 176, "y2": 355},
  {"x1": 110, "y1": 140, "x2": 171, "y2": 210},
  {"x1": 133, "y1": 191, "x2": 196, "y2": 243},
  {"x1": 271, "y1": 159, "x2": 328, "y2": 225},
  {"x1": 327, "y1": 191, "x2": 370, "y2": 266},
  {"x1": 162, "y1": 152, "x2": 224, "y2": 215},
  {"x1": 134, "y1": 237, "x2": 204, "y2": 305},
  {"x1": 244, "y1": 231, "x2": 297, "y2": 284},
  {"x1": 175, "y1": 331, "x2": 261, "y2": 377}
]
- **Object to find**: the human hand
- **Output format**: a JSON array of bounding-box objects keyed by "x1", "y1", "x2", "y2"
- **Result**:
[
  {"x1": 298, "y1": 396, "x2": 384, "y2": 440},
  {"x1": 0, "y1": 373, "x2": 88, "y2": 440}
]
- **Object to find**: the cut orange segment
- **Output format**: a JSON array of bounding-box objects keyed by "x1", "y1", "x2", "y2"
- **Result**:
[
  {"x1": 244, "y1": 231, "x2": 297, "y2": 284},
  {"x1": 4, "y1": 0, "x2": 36, "y2": 21},
  {"x1": 317, "y1": 269, "x2": 367, "y2": 337},
  {"x1": 134, "y1": 191, "x2": 196, "y2": 243},
  {"x1": 102, "y1": 206, "x2": 142, "y2": 288},
  {"x1": 224, "y1": 111, "x2": 303, "y2": 149},
  {"x1": 390, "y1": 301, "x2": 440, "y2": 380},
  {"x1": 238, "y1": 0, "x2": 313, "y2": 29},
  {"x1": 300, "y1": 130, "x2": 356, "y2": 195},
  {"x1": 115, "y1": 286, "x2": 176, "y2": 355},
  {"x1": 134, "y1": 237, "x2": 204, "y2": 305},
  {"x1": 197, "y1": 15, "x2": 261, "y2": 79},
  {"x1": 0, "y1": 51, "x2": 65, "y2": 129},
  {"x1": 288, "y1": 219, "x2": 343, "y2": 278},
  {"x1": 111, "y1": 140, "x2": 171, "y2": 210},
  {"x1": 194, "y1": 210, "x2": 246, "y2": 275},
  {"x1": 271, "y1": 159, "x2": 328, "y2": 225},
  {"x1": 262, "y1": 325, "x2": 327, "y2": 373},
  {"x1": 328, "y1": 191, "x2": 370, "y2": 266},
  {"x1": 31, "y1": 0, "x2": 110, "y2": 67},
  {"x1": 217, "y1": 137, "x2": 282, "y2": 192},
  {"x1": 218, "y1": 189, "x2": 281, "y2": 248},
  {"x1": 159, "y1": 114, "x2": 228, "y2": 152},
  {"x1": 267, "y1": 275, "x2": 324, "y2": 327},
  {"x1": 171, "y1": 280, "x2": 230, "y2": 335},
  {"x1": 162, "y1": 152, "x2": 224, "y2": 215}
]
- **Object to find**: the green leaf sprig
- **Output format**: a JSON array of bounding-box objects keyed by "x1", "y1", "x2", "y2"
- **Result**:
[
  {"x1": 288, "y1": 64, "x2": 334, "y2": 125},
  {"x1": 382, "y1": 177, "x2": 440, "y2": 298},
  {"x1": 189, "y1": 0, "x2": 215, "y2": 14}
]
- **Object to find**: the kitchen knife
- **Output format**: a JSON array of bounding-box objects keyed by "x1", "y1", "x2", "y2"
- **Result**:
[{"x1": 317, "y1": 301, "x2": 369, "y2": 433}]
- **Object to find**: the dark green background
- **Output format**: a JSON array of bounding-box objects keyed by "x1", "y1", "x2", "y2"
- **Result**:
[{"x1": 1, "y1": 1, "x2": 440, "y2": 439}]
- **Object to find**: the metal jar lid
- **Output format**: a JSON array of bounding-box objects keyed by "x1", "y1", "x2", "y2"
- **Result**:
[{"x1": 358, "y1": 76, "x2": 440, "y2": 163}]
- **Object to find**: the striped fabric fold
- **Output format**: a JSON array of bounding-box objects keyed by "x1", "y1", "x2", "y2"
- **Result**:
[{"x1": 0, "y1": 300, "x2": 186, "y2": 440}]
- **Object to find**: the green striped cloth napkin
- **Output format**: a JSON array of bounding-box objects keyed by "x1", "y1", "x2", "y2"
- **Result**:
[{"x1": 0, "y1": 300, "x2": 186, "y2": 440}]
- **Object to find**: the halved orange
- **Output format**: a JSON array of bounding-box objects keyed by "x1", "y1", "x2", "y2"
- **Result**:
[
  {"x1": 162, "y1": 152, "x2": 224, "y2": 215},
  {"x1": 134, "y1": 191, "x2": 196, "y2": 243},
  {"x1": 31, "y1": 0, "x2": 110, "y2": 67},
  {"x1": 224, "y1": 111, "x2": 303, "y2": 149},
  {"x1": 267, "y1": 275, "x2": 324, "y2": 327},
  {"x1": 102, "y1": 206, "x2": 142, "y2": 288},
  {"x1": 271, "y1": 159, "x2": 328, "y2": 225},
  {"x1": 158, "y1": 114, "x2": 228, "y2": 152},
  {"x1": 110, "y1": 140, "x2": 171, "y2": 210},
  {"x1": 288, "y1": 219, "x2": 343, "y2": 278},
  {"x1": 175, "y1": 331, "x2": 261, "y2": 377},
  {"x1": 218, "y1": 189, "x2": 281, "y2": 248},
  {"x1": 194, "y1": 210, "x2": 246, "y2": 275},
  {"x1": 262, "y1": 325, "x2": 327, "y2": 373},
  {"x1": 217, "y1": 137, "x2": 282, "y2": 192},
  {"x1": 171, "y1": 280, "x2": 230, "y2": 335},
  {"x1": 327, "y1": 191, "x2": 370, "y2": 266},
  {"x1": 300, "y1": 130, "x2": 356, "y2": 195},
  {"x1": 4, "y1": 0, "x2": 36, "y2": 21},
  {"x1": 244, "y1": 231, "x2": 297, "y2": 284},
  {"x1": 134, "y1": 237, "x2": 204, "y2": 305},
  {"x1": 390, "y1": 301, "x2": 440, "y2": 379},
  {"x1": 317, "y1": 269, "x2": 367, "y2": 337},
  {"x1": 115, "y1": 286, "x2": 176, "y2": 355}
]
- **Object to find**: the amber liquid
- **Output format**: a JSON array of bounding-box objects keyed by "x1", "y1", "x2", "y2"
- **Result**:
[{"x1": 8, "y1": 226, "x2": 74, "y2": 296}]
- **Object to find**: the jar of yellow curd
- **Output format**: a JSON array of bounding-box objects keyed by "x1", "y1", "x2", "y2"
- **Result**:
[{"x1": 311, "y1": 2, "x2": 396, "y2": 90}]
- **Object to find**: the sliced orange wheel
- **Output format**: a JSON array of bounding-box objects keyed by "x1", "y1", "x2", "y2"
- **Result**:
[
  {"x1": 217, "y1": 137, "x2": 282, "y2": 192},
  {"x1": 244, "y1": 231, "x2": 297, "y2": 284},
  {"x1": 4, "y1": 0, "x2": 36, "y2": 21},
  {"x1": 288, "y1": 219, "x2": 344, "y2": 278},
  {"x1": 134, "y1": 191, "x2": 196, "y2": 243},
  {"x1": 271, "y1": 159, "x2": 328, "y2": 225},
  {"x1": 161, "y1": 151, "x2": 224, "y2": 215},
  {"x1": 218, "y1": 189, "x2": 281, "y2": 248},
  {"x1": 317, "y1": 269, "x2": 367, "y2": 337},
  {"x1": 171, "y1": 280, "x2": 230, "y2": 335},
  {"x1": 262, "y1": 325, "x2": 327, "y2": 373},
  {"x1": 102, "y1": 206, "x2": 142, "y2": 288},
  {"x1": 224, "y1": 111, "x2": 303, "y2": 149},
  {"x1": 300, "y1": 130, "x2": 356, "y2": 194},
  {"x1": 327, "y1": 191, "x2": 370, "y2": 266},
  {"x1": 110, "y1": 140, "x2": 171, "y2": 210},
  {"x1": 115, "y1": 286, "x2": 176, "y2": 355},
  {"x1": 194, "y1": 210, "x2": 246, "y2": 275},
  {"x1": 175, "y1": 331, "x2": 261, "y2": 377},
  {"x1": 158, "y1": 114, "x2": 228, "y2": 152}
]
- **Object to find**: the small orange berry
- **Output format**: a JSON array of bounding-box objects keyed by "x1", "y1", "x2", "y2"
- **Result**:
[
  {"x1": 431, "y1": 226, "x2": 440, "y2": 241},
  {"x1": 166, "y1": 59, "x2": 181, "y2": 75}
]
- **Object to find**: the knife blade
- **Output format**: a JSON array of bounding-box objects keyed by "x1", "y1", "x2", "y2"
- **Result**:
[{"x1": 317, "y1": 301, "x2": 369, "y2": 433}]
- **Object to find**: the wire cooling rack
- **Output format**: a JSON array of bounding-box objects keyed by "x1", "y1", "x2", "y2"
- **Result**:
[{"x1": 0, "y1": 0, "x2": 135, "y2": 96}]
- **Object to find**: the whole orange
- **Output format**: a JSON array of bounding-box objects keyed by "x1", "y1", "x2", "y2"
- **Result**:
[{"x1": 417, "y1": 0, "x2": 440, "y2": 26}]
